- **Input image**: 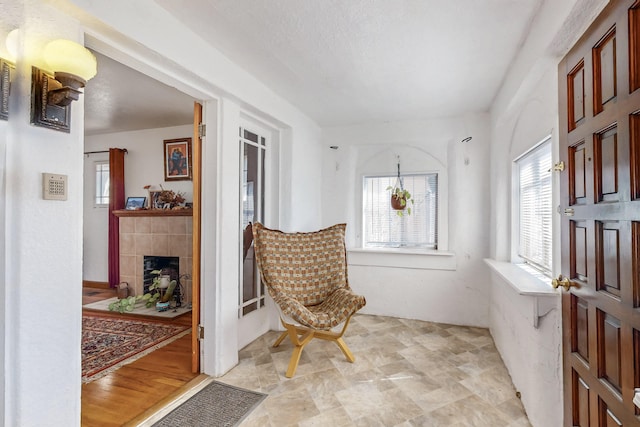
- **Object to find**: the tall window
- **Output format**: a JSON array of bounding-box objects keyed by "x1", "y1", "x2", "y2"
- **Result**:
[
  {"x1": 516, "y1": 137, "x2": 552, "y2": 274},
  {"x1": 363, "y1": 173, "x2": 438, "y2": 248},
  {"x1": 95, "y1": 161, "x2": 109, "y2": 206}
]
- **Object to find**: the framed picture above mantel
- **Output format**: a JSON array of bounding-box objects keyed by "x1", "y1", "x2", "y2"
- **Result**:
[{"x1": 163, "y1": 137, "x2": 192, "y2": 181}]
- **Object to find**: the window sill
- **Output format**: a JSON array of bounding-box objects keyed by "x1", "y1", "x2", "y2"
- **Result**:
[
  {"x1": 347, "y1": 248, "x2": 456, "y2": 270},
  {"x1": 484, "y1": 258, "x2": 559, "y2": 328},
  {"x1": 484, "y1": 259, "x2": 556, "y2": 296}
]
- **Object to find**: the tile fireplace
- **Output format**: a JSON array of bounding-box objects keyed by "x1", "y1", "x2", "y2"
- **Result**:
[{"x1": 115, "y1": 209, "x2": 192, "y2": 305}]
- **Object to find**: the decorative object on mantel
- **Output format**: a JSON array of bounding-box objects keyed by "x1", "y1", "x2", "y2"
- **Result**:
[
  {"x1": 144, "y1": 184, "x2": 152, "y2": 208},
  {"x1": 386, "y1": 156, "x2": 414, "y2": 216},
  {"x1": 157, "y1": 186, "x2": 186, "y2": 209},
  {"x1": 125, "y1": 196, "x2": 146, "y2": 210},
  {"x1": 163, "y1": 137, "x2": 192, "y2": 181},
  {"x1": 145, "y1": 184, "x2": 187, "y2": 210}
]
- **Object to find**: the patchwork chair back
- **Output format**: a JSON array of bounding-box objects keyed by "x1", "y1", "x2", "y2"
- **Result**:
[{"x1": 252, "y1": 222, "x2": 366, "y2": 377}]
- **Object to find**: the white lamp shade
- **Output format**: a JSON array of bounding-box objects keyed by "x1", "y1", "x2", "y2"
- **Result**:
[
  {"x1": 43, "y1": 39, "x2": 97, "y2": 81},
  {"x1": 5, "y1": 29, "x2": 19, "y2": 61}
]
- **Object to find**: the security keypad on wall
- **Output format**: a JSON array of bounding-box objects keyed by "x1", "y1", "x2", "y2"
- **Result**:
[{"x1": 42, "y1": 173, "x2": 68, "y2": 201}]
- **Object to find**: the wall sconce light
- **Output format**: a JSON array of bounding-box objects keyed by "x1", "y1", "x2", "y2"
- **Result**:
[
  {"x1": 0, "y1": 29, "x2": 18, "y2": 121},
  {"x1": 31, "y1": 39, "x2": 96, "y2": 133},
  {"x1": 0, "y1": 58, "x2": 14, "y2": 121}
]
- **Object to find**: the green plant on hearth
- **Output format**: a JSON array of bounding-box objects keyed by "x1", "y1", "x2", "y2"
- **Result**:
[
  {"x1": 144, "y1": 269, "x2": 178, "y2": 308},
  {"x1": 108, "y1": 270, "x2": 178, "y2": 312},
  {"x1": 108, "y1": 295, "x2": 144, "y2": 313}
]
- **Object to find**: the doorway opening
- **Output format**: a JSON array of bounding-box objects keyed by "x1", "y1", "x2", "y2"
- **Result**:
[{"x1": 81, "y1": 47, "x2": 202, "y2": 425}]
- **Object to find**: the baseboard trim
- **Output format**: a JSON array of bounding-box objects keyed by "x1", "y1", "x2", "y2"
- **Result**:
[{"x1": 83, "y1": 280, "x2": 110, "y2": 289}]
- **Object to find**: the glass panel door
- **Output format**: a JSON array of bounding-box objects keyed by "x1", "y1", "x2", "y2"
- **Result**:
[{"x1": 239, "y1": 127, "x2": 266, "y2": 317}]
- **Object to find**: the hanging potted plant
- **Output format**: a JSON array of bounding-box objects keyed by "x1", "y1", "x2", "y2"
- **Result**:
[
  {"x1": 388, "y1": 186, "x2": 413, "y2": 214},
  {"x1": 387, "y1": 157, "x2": 414, "y2": 216}
]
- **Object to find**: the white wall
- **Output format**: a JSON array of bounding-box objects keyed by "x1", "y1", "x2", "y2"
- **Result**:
[
  {"x1": 487, "y1": 1, "x2": 608, "y2": 426},
  {"x1": 2, "y1": 1, "x2": 86, "y2": 425},
  {"x1": 0, "y1": 114, "x2": 7, "y2": 426},
  {"x1": 489, "y1": 272, "x2": 562, "y2": 426},
  {"x1": 488, "y1": 30, "x2": 564, "y2": 427},
  {"x1": 492, "y1": 68, "x2": 565, "y2": 427},
  {"x1": 0, "y1": 23, "x2": 11, "y2": 415},
  {"x1": 83, "y1": 124, "x2": 193, "y2": 282},
  {"x1": 322, "y1": 114, "x2": 491, "y2": 327}
]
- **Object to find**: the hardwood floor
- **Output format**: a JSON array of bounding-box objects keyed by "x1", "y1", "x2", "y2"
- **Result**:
[{"x1": 81, "y1": 287, "x2": 198, "y2": 427}]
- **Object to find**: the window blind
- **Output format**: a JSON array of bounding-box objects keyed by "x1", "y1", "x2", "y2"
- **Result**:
[
  {"x1": 363, "y1": 174, "x2": 437, "y2": 248},
  {"x1": 517, "y1": 138, "x2": 552, "y2": 273}
]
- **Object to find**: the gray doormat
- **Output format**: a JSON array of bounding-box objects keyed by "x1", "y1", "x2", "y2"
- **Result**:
[{"x1": 152, "y1": 380, "x2": 267, "y2": 427}]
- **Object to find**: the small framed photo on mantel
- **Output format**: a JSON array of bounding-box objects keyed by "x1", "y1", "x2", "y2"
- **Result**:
[
  {"x1": 125, "y1": 196, "x2": 146, "y2": 210},
  {"x1": 163, "y1": 137, "x2": 192, "y2": 181}
]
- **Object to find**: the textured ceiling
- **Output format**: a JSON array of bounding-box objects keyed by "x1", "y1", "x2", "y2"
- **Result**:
[
  {"x1": 84, "y1": 51, "x2": 195, "y2": 136},
  {"x1": 85, "y1": 0, "x2": 542, "y2": 134},
  {"x1": 156, "y1": 0, "x2": 542, "y2": 126}
]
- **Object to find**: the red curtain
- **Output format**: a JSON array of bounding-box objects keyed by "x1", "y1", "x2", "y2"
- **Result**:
[{"x1": 108, "y1": 148, "x2": 126, "y2": 288}]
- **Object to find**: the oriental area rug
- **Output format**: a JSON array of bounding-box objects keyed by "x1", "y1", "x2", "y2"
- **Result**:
[{"x1": 82, "y1": 313, "x2": 190, "y2": 383}]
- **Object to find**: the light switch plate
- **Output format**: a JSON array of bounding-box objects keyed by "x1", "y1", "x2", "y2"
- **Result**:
[{"x1": 42, "y1": 173, "x2": 67, "y2": 200}]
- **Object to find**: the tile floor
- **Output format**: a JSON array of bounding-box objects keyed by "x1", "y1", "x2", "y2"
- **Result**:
[{"x1": 219, "y1": 314, "x2": 532, "y2": 426}]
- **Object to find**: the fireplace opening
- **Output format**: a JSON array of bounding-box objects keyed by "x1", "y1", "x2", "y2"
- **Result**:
[{"x1": 143, "y1": 255, "x2": 182, "y2": 306}]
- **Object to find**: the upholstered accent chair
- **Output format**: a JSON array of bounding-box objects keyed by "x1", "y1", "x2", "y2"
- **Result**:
[{"x1": 252, "y1": 222, "x2": 366, "y2": 378}]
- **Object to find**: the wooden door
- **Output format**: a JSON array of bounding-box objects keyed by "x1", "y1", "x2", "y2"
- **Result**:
[
  {"x1": 558, "y1": 1, "x2": 640, "y2": 425},
  {"x1": 191, "y1": 101, "x2": 202, "y2": 373}
]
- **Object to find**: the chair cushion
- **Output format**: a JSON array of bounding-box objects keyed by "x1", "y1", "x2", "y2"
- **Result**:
[{"x1": 277, "y1": 288, "x2": 366, "y2": 330}]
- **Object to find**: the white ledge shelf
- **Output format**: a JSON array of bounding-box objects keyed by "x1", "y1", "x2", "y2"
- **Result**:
[
  {"x1": 485, "y1": 258, "x2": 559, "y2": 328},
  {"x1": 348, "y1": 248, "x2": 456, "y2": 271}
]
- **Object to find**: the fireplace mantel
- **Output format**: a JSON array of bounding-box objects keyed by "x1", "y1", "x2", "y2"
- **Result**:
[{"x1": 113, "y1": 209, "x2": 192, "y2": 217}]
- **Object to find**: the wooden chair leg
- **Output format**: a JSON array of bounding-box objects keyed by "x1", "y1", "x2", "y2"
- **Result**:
[
  {"x1": 272, "y1": 331, "x2": 288, "y2": 348},
  {"x1": 279, "y1": 319, "x2": 315, "y2": 378},
  {"x1": 285, "y1": 344, "x2": 305, "y2": 378},
  {"x1": 276, "y1": 314, "x2": 358, "y2": 377},
  {"x1": 335, "y1": 337, "x2": 355, "y2": 362}
]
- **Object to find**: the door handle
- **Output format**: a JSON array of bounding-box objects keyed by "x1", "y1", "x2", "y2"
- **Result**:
[{"x1": 551, "y1": 275, "x2": 576, "y2": 291}]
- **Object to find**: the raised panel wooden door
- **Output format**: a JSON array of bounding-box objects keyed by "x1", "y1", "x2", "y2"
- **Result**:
[{"x1": 559, "y1": 1, "x2": 640, "y2": 425}]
